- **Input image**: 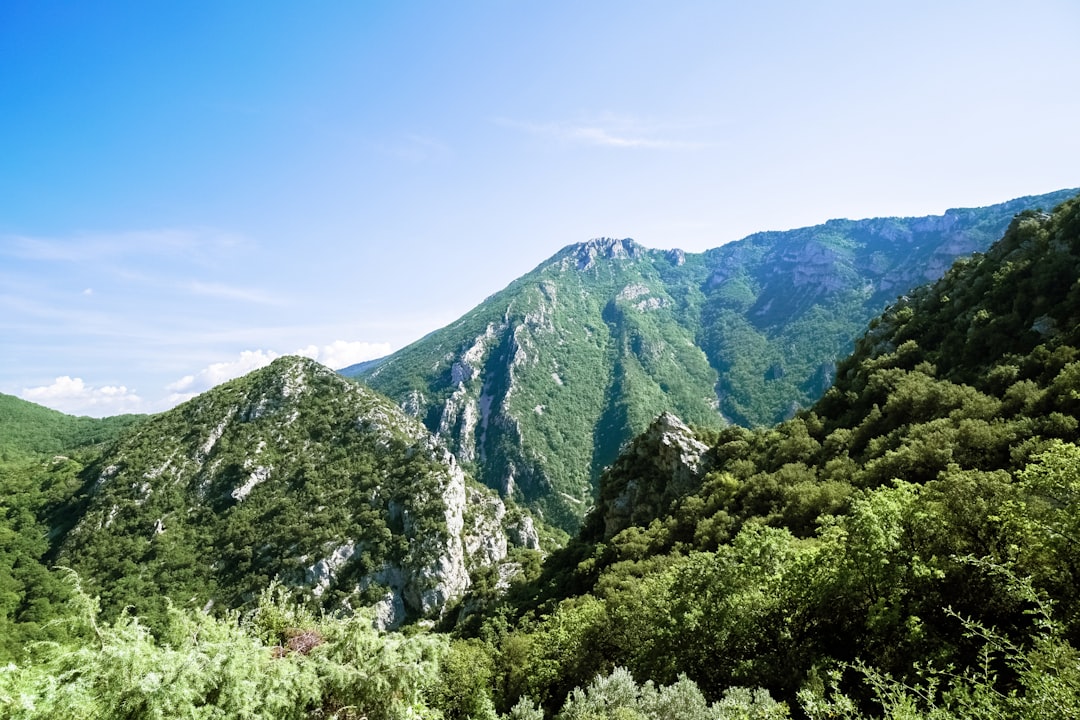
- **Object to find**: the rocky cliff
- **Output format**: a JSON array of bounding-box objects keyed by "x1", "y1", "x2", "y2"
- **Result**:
[{"x1": 585, "y1": 412, "x2": 711, "y2": 542}]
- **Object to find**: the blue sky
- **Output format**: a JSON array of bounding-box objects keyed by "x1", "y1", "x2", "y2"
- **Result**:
[{"x1": 2, "y1": 1, "x2": 1078, "y2": 416}]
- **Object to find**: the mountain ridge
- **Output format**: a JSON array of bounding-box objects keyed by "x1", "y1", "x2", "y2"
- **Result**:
[{"x1": 350, "y1": 188, "x2": 1078, "y2": 529}]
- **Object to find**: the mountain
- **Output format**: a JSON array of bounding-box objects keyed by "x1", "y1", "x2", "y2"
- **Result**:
[
  {"x1": 0, "y1": 392, "x2": 144, "y2": 462},
  {"x1": 349, "y1": 189, "x2": 1078, "y2": 529},
  {"x1": 6, "y1": 192, "x2": 1080, "y2": 718},
  {"x1": 55, "y1": 356, "x2": 539, "y2": 629},
  {"x1": 481, "y1": 192, "x2": 1080, "y2": 714}
]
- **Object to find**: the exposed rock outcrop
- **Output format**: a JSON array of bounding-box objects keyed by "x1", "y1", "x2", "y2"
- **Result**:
[
  {"x1": 571, "y1": 237, "x2": 642, "y2": 271},
  {"x1": 588, "y1": 412, "x2": 710, "y2": 541}
]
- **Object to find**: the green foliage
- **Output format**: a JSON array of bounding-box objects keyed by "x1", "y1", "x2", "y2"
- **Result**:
[
  {"x1": 0, "y1": 455, "x2": 95, "y2": 661},
  {"x1": 556, "y1": 667, "x2": 788, "y2": 720},
  {"x1": 429, "y1": 638, "x2": 499, "y2": 720},
  {"x1": 0, "y1": 573, "x2": 447, "y2": 720},
  {"x1": 799, "y1": 567, "x2": 1080, "y2": 719}
]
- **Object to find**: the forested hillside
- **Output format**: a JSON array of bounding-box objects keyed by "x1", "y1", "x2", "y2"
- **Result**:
[
  {"x1": 0, "y1": 357, "x2": 544, "y2": 668},
  {"x1": 0, "y1": 397, "x2": 145, "y2": 658},
  {"x1": 352, "y1": 189, "x2": 1076, "y2": 530},
  {"x1": 0, "y1": 392, "x2": 143, "y2": 462},
  {"x1": 55, "y1": 356, "x2": 543, "y2": 631}
]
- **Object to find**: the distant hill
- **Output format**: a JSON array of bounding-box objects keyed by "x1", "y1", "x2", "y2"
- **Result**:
[
  {"x1": 0, "y1": 393, "x2": 144, "y2": 462},
  {"x1": 348, "y1": 188, "x2": 1078, "y2": 529},
  {"x1": 337, "y1": 355, "x2": 388, "y2": 376}
]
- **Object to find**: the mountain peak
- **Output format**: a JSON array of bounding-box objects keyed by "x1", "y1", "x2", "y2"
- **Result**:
[
  {"x1": 586, "y1": 411, "x2": 711, "y2": 541},
  {"x1": 565, "y1": 237, "x2": 643, "y2": 270}
]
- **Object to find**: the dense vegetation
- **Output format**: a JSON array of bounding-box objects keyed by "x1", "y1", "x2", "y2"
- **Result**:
[
  {"x1": 0, "y1": 397, "x2": 144, "y2": 658},
  {"x1": 441, "y1": 193, "x2": 1080, "y2": 717},
  {"x1": 352, "y1": 190, "x2": 1076, "y2": 529},
  {"x1": 58, "y1": 357, "x2": 458, "y2": 625},
  {"x1": 0, "y1": 392, "x2": 143, "y2": 462},
  {"x1": 3, "y1": 191, "x2": 1080, "y2": 718}
]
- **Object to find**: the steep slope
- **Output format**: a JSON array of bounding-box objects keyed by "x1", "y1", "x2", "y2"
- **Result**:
[
  {"x1": 582, "y1": 195, "x2": 1080, "y2": 552},
  {"x1": 56, "y1": 356, "x2": 537, "y2": 629},
  {"x1": 356, "y1": 238, "x2": 718, "y2": 530},
  {"x1": 351, "y1": 189, "x2": 1076, "y2": 529}
]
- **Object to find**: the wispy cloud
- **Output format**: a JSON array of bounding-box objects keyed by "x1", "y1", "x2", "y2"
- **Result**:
[
  {"x1": 375, "y1": 133, "x2": 453, "y2": 164},
  {"x1": 184, "y1": 281, "x2": 285, "y2": 306},
  {"x1": 2, "y1": 227, "x2": 251, "y2": 264},
  {"x1": 165, "y1": 349, "x2": 280, "y2": 403},
  {"x1": 295, "y1": 340, "x2": 391, "y2": 369},
  {"x1": 497, "y1": 115, "x2": 710, "y2": 150},
  {"x1": 0, "y1": 290, "x2": 126, "y2": 337}
]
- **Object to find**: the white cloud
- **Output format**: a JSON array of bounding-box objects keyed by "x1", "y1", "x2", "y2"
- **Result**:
[
  {"x1": 22, "y1": 376, "x2": 143, "y2": 417},
  {"x1": 159, "y1": 341, "x2": 391, "y2": 407},
  {"x1": 295, "y1": 340, "x2": 391, "y2": 369},
  {"x1": 13, "y1": 337, "x2": 398, "y2": 418},
  {"x1": 2, "y1": 228, "x2": 250, "y2": 263},
  {"x1": 375, "y1": 133, "x2": 452, "y2": 164},
  {"x1": 165, "y1": 349, "x2": 281, "y2": 398}
]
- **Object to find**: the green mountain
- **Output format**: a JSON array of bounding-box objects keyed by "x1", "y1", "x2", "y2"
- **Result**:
[
  {"x1": 0, "y1": 392, "x2": 144, "y2": 462},
  {"x1": 53, "y1": 356, "x2": 539, "y2": 629},
  {"x1": 476, "y1": 192, "x2": 1080, "y2": 716},
  {"x1": 350, "y1": 189, "x2": 1077, "y2": 529}
]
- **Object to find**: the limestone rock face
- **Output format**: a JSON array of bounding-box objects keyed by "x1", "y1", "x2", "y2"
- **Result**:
[
  {"x1": 306, "y1": 541, "x2": 358, "y2": 599},
  {"x1": 591, "y1": 412, "x2": 710, "y2": 541},
  {"x1": 506, "y1": 513, "x2": 541, "y2": 551},
  {"x1": 412, "y1": 448, "x2": 470, "y2": 614},
  {"x1": 372, "y1": 589, "x2": 406, "y2": 630},
  {"x1": 573, "y1": 237, "x2": 643, "y2": 270},
  {"x1": 463, "y1": 485, "x2": 509, "y2": 568}
]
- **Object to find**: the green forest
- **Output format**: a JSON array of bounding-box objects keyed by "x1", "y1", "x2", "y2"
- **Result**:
[{"x1": 2, "y1": 194, "x2": 1080, "y2": 718}]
